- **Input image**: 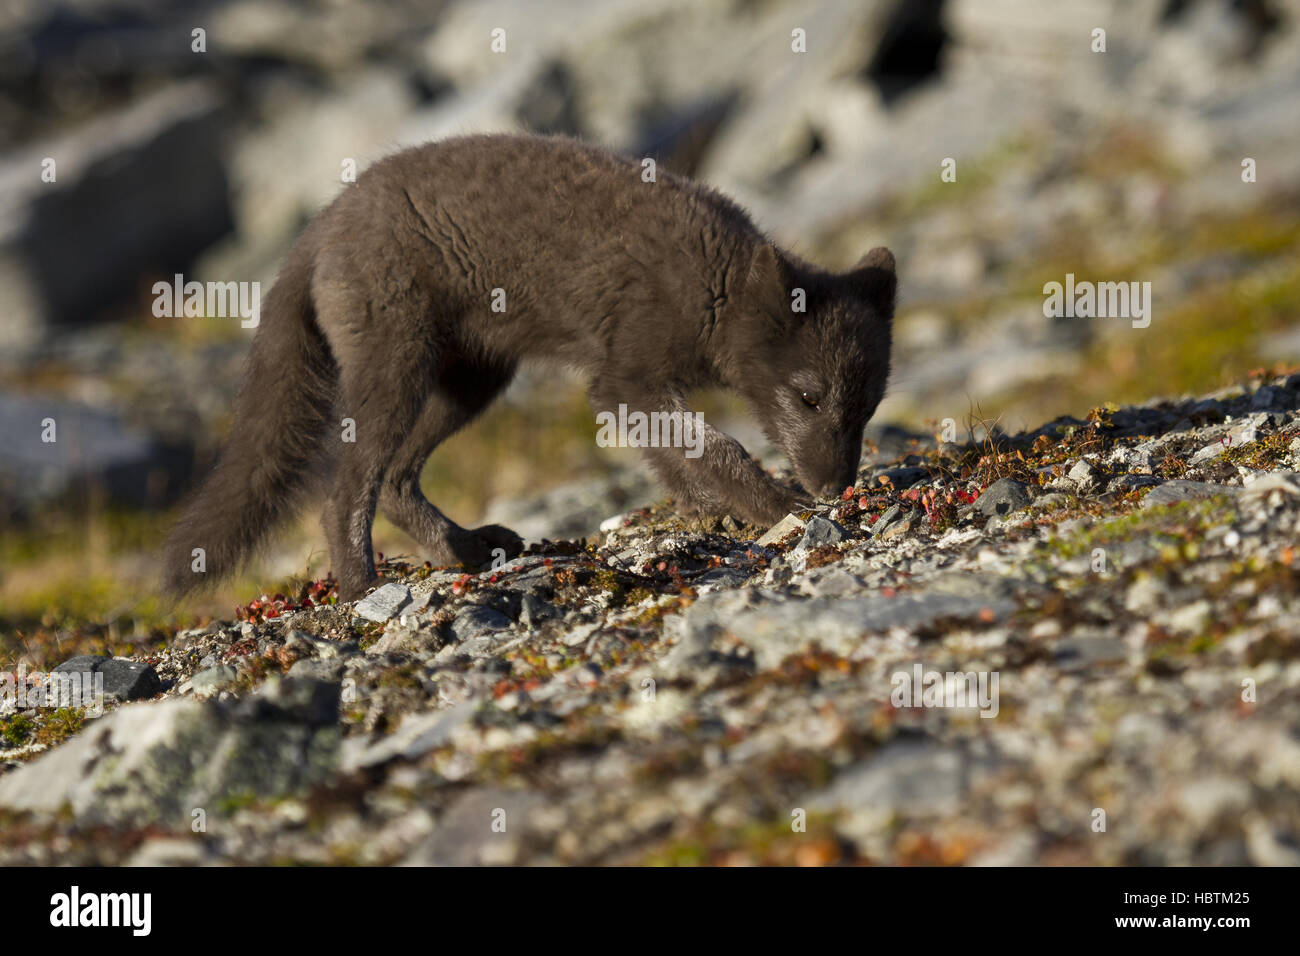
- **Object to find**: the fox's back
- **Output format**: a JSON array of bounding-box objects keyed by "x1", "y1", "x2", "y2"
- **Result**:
[{"x1": 315, "y1": 134, "x2": 762, "y2": 368}]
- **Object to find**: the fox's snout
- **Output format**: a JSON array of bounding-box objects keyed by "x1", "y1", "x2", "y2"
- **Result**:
[{"x1": 792, "y1": 437, "x2": 861, "y2": 501}]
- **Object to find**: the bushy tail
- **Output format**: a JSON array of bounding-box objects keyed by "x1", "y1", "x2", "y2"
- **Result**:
[{"x1": 162, "y1": 235, "x2": 336, "y2": 598}]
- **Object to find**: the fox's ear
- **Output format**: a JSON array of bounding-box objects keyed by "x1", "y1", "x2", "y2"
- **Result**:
[
  {"x1": 743, "y1": 243, "x2": 793, "y2": 325},
  {"x1": 849, "y1": 246, "x2": 896, "y2": 314}
]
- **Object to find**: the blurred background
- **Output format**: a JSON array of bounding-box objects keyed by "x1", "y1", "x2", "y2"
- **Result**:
[{"x1": 2, "y1": 0, "x2": 1299, "y2": 662}]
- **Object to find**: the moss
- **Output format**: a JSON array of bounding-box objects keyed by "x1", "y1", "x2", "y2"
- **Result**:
[
  {"x1": 1039, "y1": 497, "x2": 1232, "y2": 564},
  {"x1": 34, "y1": 708, "x2": 85, "y2": 747},
  {"x1": 215, "y1": 790, "x2": 262, "y2": 814},
  {"x1": 1219, "y1": 426, "x2": 1300, "y2": 470},
  {"x1": 0, "y1": 714, "x2": 36, "y2": 749}
]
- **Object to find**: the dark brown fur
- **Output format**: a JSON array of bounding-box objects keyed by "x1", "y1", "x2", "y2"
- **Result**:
[{"x1": 163, "y1": 133, "x2": 895, "y2": 601}]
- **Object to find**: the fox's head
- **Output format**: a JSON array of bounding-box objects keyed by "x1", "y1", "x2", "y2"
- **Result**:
[{"x1": 733, "y1": 243, "x2": 895, "y2": 499}]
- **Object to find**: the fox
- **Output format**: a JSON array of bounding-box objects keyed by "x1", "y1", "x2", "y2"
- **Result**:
[{"x1": 162, "y1": 133, "x2": 896, "y2": 602}]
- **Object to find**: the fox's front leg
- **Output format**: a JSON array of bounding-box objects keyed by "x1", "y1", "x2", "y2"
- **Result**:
[{"x1": 590, "y1": 382, "x2": 807, "y2": 527}]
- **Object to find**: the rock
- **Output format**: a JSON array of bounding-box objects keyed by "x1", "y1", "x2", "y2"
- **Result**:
[
  {"x1": 364, "y1": 622, "x2": 437, "y2": 657},
  {"x1": 599, "y1": 513, "x2": 628, "y2": 533},
  {"x1": 795, "y1": 515, "x2": 846, "y2": 551},
  {"x1": 693, "y1": 566, "x2": 753, "y2": 590},
  {"x1": 286, "y1": 659, "x2": 346, "y2": 682},
  {"x1": 191, "y1": 665, "x2": 238, "y2": 699},
  {"x1": 343, "y1": 702, "x2": 478, "y2": 771},
  {"x1": 1162, "y1": 600, "x2": 1213, "y2": 635},
  {"x1": 869, "y1": 504, "x2": 903, "y2": 536},
  {"x1": 1250, "y1": 385, "x2": 1289, "y2": 410},
  {"x1": 880, "y1": 512, "x2": 919, "y2": 539},
  {"x1": 1031, "y1": 491, "x2": 1072, "y2": 510},
  {"x1": 0, "y1": 392, "x2": 190, "y2": 515},
  {"x1": 124, "y1": 838, "x2": 210, "y2": 867},
  {"x1": 0, "y1": 678, "x2": 341, "y2": 824},
  {"x1": 1108, "y1": 473, "x2": 1162, "y2": 494},
  {"x1": 1054, "y1": 635, "x2": 1129, "y2": 671},
  {"x1": 449, "y1": 606, "x2": 512, "y2": 643},
  {"x1": 520, "y1": 593, "x2": 562, "y2": 628},
  {"x1": 52, "y1": 655, "x2": 160, "y2": 702},
  {"x1": 517, "y1": 595, "x2": 559, "y2": 632},
  {"x1": 353, "y1": 582, "x2": 412, "y2": 623},
  {"x1": 403, "y1": 787, "x2": 546, "y2": 866},
  {"x1": 756, "y1": 513, "x2": 807, "y2": 548},
  {"x1": 664, "y1": 587, "x2": 1014, "y2": 675},
  {"x1": 1066, "y1": 459, "x2": 1102, "y2": 493},
  {"x1": 973, "y1": 478, "x2": 1032, "y2": 517},
  {"x1": 874, "y1": 466, "x2": 928, "y2": 490},
  {"x1": 1241, "y1": 471, "x2": 1300, "y2": 502},
  {"x1": 1142, "y1": 480, "x2": 1239, "y2": 508},
  {"x1": 1, "y1": 80, "x2": 231, "y2": 345},
  {"x1": 807, "y1": 739, "x2": 993, "y2": 816}
]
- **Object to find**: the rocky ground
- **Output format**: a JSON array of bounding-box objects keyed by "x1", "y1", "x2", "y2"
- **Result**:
[{"x1": 3, "y1": 371, "x2": 1300, "y2": 865}]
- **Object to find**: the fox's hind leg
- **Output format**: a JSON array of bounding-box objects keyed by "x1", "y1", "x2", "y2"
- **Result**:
[
  {"x1": 379, "y1": 357, "x2": 524, "y2": 568},
  {"x1": 322, "y1": 351, "x2": 449, "y2": 601}
]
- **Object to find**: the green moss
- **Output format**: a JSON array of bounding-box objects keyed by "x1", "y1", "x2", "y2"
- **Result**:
[
  {"x1": 1219, "y1": 426, "x2": 1300, "y2": 470},
  {"x1": 0, "y1": 714, "x2": 36, "y2": 748},
  {"x1": 1040, "y1": 497, "x2": 1232, "y2": 563}
]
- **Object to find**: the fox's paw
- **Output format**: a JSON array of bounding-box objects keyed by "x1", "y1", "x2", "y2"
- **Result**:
[
  {"x1": 737, "y1": 489, "x2": 813, "y2": 527},
  {"x1": 339, "y1": 572, "x2": 385, "y2": 603},
  {"x1": 432, "y1": 525, "x2": 524, "y2": 569},
  {"x1": 472, "y1": 524, "x2": 525, "y2": 561}
]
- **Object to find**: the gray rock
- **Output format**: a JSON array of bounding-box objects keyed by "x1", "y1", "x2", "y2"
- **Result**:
[
  {"x1": 0, "y1": 678, "x2": 341, "y2": 824},
  {"x1": 1250, "y1": 385, "x2": 1289, "y2": 410},
  {"x1": 450, "y1": 606, "x2": 512, "y2": 643},
  {"x1": 53, "y1": 655, "x2": 160, "y2": 701},
  {"x1": 874, "y1": 466, "x2": 928, "y2": 490},
  {"x1": 344, "y1": 701, "x2": 478, "y2": 771},
  {"x1": 1142, "y1": 480, "x2": 1239, "y2": 508},
  {"x1": 1031, "y1": 492, "x2": 1071, "y2": 511},
  {"x1": 520, "y1": 592, "x2": 562, "y2": 628},
  {"x1": 1, "y1": 80, "x2": 231, "y2": 345},
  {"x1": 0, "y1": 392, "x2": 187, "y2": 515},
  {"x1": 757, "y1": 513, "x2": 807, "y2": 548},
  {"x1": 403, "y1": 787, "x2": 545, "y2": 866},
  {"x1": 191, "y1": 665, "x2": 238, "y2": 699},
  {"x1": 870, "y1": 504, "x2": 903, "y2": 536},
  {"x1": 285, "y1": 659, "x2": 346, "y2": 683},
  {"x1": 1067, "y1": 459, "x2": 1102, "y2": 493},
  {"x1": 664, "y1": 587, "x2": 1015, "y2": 675},
  {"x1": 795, "y1": 515, "x2": 846, "y2": 551},
  {"x1": 1241, "y1": 471, "x2": 1300, "y2": 502},
  {"x1": 353, "y1": 582, "x2": 412, "y2": 623},
  {"x1": 1054, "y1": 636, "x2": 1128, "y2": 671},
  {"x1": 693, "y1": 566, "x2": 753, "y2": 590},
  {"x1": 1108, "y1": 473, "x2": 1162, "y2": 494},
  {"x1": 974, "y1": 478, "x2": 1032, "y2": 517},
  {"x1": 807, "y1": 739, "x2": 991, "y2": 816}
]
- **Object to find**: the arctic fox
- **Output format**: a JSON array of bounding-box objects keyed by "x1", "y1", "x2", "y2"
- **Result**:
[{"x1": 163, "y1": 134, "x2": 895, "y2": 600}]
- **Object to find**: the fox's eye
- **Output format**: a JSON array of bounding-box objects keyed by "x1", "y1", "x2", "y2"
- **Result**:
[{"x1": 801, "y1": 391, "x2": 821, "y2": 410}]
